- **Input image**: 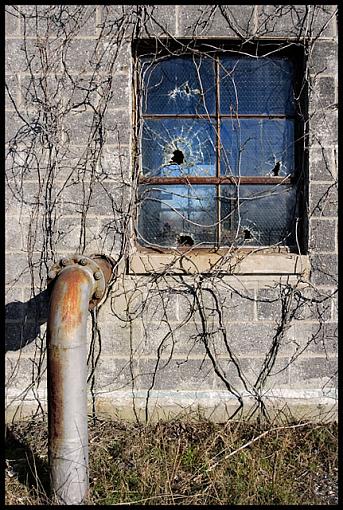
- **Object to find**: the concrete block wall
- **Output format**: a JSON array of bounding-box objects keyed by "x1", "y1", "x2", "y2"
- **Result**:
[{"x1": 5, "y1": 5, "x2": 337, "y2": 422}]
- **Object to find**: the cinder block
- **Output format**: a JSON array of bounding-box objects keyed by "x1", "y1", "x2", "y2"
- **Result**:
[
  {"x1": 6, "y1": 320, "x2": 45, "y2": 354},
  {"x1": 310, "y1": 111, "x2": 337, "y2": 146},
  {"x1": 97, "y1": 146, "x2": 131, "y2": 181},
  {"x1": 5, "y1": 179, "x2": 43, "y2": 220},
  {"x1": 257, "y1": 5, "x2": 336, "y2": 38},
  {"x1": 309, "y1": 218, "x2": 336, "y2": 253},
  {"x1": 5, "y1": 75, "x2": 20, "y2": 111},
  {"x1": 178, "y1": 5, "x2": 256, "y2": 37},
  {"x1": 215, "y1": 287, "x2": 255, "y2": 323},
  {"x1": 91, "y1": 180, "x2": 128, "y2": 216},
  {"x1": 5, "y1": 254, "x2": 30, "y2": 288},
  {"x1": 18, "y1": 5, "x2": 97, "y2": 37},
  {"x1": 224, "y1": 322, "x2": 290, "y2": 355},
  {"x1": 96, "y1": 218, "x2": 123, "y2": 256},
  {"x1": 5, "y1": 111, "x2": 26, "y2": 143},
  {"x1": 95, "y1": 309, "x2": 138, "y2": 356},
  {"x1": 143, "y1": 290, "x2": 178, "y2": 323},
  {"x1": 5, "y1": 40, "x2": 26, "y2": 74},
  {"x1": 5, "y1": 251, "x2": 48, "y2": 289},
  {"x1": 177, "y1": 285, "x2": 255, "y2": 323},
  {"x1": 309, "y1": 148, "x2": 336, "y2": 181},
  {"x1": 310, "y1": 254, "x2": 338, "y2": 286},
  {"x1": 6, "y1": 144, "x2": 45, "y2": 182},
  {"x1": 99, "y1": 5, "x2": 176, "y2": 38},
  {"x1": 6, "y1": 353, "x2": 47, "y2": 389},
  {"x1": 288, "y1": 322, "x2": 337, "y2": 356},
  {"x1": 23, "y1": 288, "x2": 50, "y2": 323},
  {"x1": 134, "y1": 319, "x2": 209, "y2": 358},
  {"x1": 212, "y1": 356, "x2": 290, "y2": 392},
  {"x1": 53, "y1": 181, "x2": 97, "y2": 216},
  {"x1": 309, "y1": 40, "x2": 338, "y2": 75},
  {"x1": 62, "y1": 39, "x2": 98, "y2": 74},
  {"x1": 5, "y1": 323, "x2": 23, "y2": 352},
  {"x1": 100, "y1": 39, "x2": 131, "y2": 74},
  {"x1": 310, "y1": 76, "x2": 336, "y2": 112},
  {"x1": 101, "y1": 73, "x2": 130, "y2": 111},
  {"x1": 5, "y1": 216, "x2": 24, "y2": 252},
  {"x1": 138, "y1": 5, "x2": 177, "y2": 37},
  {"x1": 291, "y1": 286, "x2": 333, "y2": 322},
  {"x1": 63, "y1": 110, "x2": 99, "y2": 146},
  {"x1": 101, "y1": 110, "x2": 131, "y2": 146},
  {"x1": 289, "y1": 356, "x2": 337, "y2": 389},
  {"x1": 332, "y1": 297, "x2": 337, "y2": 322},
  {"x1": 137, "y1": 357, "x2": 214, "y2": 391},
  {"x1": 309, "y1": 182, "x2": 337, "y2": 218},
  {"x1": 5, "y1": 287, "x2": 24, "y2": 320},
  {"x1": 6, "y1": 38, "x2": 62, "y2": 74},
  {"x1": 256, "y1": 287, "x2": 281, "y2": 321},
  {"x1": 20, "y1": 73, "x2": 98, "y2": 115},
  {"x1": 91, "y1": 356, "x2": 137, "y2": 393},
  {"x1": 5, "y1": 8, "x2": 19, "y2": 36},
  {"x1": 64, "y1": 109, "x2": 130, "y2": 147},
  {"x1": 51, "y1": 215, "x2": 99, "y2": 253}
]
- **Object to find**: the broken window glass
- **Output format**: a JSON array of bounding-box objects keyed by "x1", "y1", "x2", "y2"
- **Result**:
[
  {"x1": 220, "y1": 119, "x2": 294, "y2": 176},
  {"x1": 141, "y1": 56, "x2": 216, "y2": 115},
  {"x1": 142, "y1": 119, "x2": 216, "y2": 177},
  {"x1": 221, "y1": 185, "x2": 297, "y2": 246},
  {"x1": 137, "y1": 48, "x2": 302, "y2": 251},
  {"x1": 138, "y1": 185, "x2": 217, "y2": 247}
]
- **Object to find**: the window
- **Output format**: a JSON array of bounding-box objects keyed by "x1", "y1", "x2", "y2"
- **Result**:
[{"x1": 136, "y1": 44, "x2": 304, "y2": 252}]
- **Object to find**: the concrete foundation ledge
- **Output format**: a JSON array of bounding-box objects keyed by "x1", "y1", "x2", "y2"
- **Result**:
[{"x1": 6, "y1": 388, "x2": 337, "y2": 424}]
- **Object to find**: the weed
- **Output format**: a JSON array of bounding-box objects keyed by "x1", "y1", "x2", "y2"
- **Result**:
[{"x1": 5, "y1": 416, "x2": 338, "y2": 505}]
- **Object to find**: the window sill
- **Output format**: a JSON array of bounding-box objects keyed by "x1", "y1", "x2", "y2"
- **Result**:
[{"x1": 128, "y1": 249, "x2": 310, "y2": 277}]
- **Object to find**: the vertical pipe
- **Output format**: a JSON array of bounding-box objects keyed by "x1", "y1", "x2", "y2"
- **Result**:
[{"x1": 47, "y1": 264, "x2": 95, "y2": 505}]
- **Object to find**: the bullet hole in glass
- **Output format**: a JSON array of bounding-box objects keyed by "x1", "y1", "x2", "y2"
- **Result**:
[
  {"x1": 177, "y1": 234, "x2": 194, "y2": 246},
  {"x1": 244, "y1": 228, "x2": 252, "y2": 240},
  {"x1": 272, "y1": 161, "x2": 281, "y2": 176},
  {"x1": 170, "y1": 149, "x2": 184, "y2": 165}
]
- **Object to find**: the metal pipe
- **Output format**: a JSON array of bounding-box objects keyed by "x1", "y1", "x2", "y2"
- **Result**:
[{"x1": 47, "y1": 255, "x2": 112, "y2": 505}]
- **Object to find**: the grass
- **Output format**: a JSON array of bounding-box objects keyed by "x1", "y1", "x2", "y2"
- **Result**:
[{"x1": 5, "y1": 415, "x2": 338, "y2": 505}]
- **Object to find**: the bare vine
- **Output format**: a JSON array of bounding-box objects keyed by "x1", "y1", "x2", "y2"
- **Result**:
[{"x1": 5, "y1": 5, "x2": 337, "y2": 424}]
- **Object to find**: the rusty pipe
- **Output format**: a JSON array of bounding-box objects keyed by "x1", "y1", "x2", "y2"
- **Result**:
[{"x1": 47, "y1": 255, "x2": 112, "y2": 505}]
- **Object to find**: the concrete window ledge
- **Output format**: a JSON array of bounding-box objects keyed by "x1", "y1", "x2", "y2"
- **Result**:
[{"x1": 129, "y1": 250, "x2": 310, "y2": 277}]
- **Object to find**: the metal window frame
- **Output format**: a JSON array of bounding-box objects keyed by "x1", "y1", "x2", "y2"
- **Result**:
[{"x1": 135, "y1": 41, "x2": 305, "y2": 253}]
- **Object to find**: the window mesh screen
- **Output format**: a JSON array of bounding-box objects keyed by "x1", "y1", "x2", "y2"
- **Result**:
[{"x1": 137, "y1": 51, "x2": 300, "y2": 250}]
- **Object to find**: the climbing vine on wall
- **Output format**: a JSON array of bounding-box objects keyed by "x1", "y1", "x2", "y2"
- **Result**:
[{"x1": 5, "y1": 5, "x2": 337, "y2": 423}]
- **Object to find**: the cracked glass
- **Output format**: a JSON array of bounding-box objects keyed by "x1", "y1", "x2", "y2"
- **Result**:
[{"x1": 137, "y1": 50, "x2": 300, "y2": 250}]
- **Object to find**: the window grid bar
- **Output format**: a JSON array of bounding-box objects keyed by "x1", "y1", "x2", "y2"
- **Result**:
[
  {"x1": 142, "y1": 114, "x2": 294, "y2": 120},
  {"x1": 139, "y1": 176, "x2": 293, "y2": 185},
  {"x1": 138, "y1": 51, "x2": 298, "y2": 250},
  {"x1": 215, "y1": 54, "x2": 221, "y2": 246}
]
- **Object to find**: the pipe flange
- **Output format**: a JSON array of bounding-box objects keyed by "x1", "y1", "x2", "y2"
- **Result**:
[{"x1": 47, "y1": 255, "x2": 107, "y2": 309}]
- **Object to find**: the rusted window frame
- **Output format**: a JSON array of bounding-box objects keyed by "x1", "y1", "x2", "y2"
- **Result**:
[{"x1": 134, "y1": 40, "x2": 306, "y2": 254}]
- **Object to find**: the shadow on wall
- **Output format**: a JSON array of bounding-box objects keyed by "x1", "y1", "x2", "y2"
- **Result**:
[{"x1": 5, "y1": 289, "x2": 50, "y2": 353}]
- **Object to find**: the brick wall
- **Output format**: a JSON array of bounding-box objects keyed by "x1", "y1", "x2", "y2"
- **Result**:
[{"x1": 5, "y1": 5, "x2": 337, "y2": 422}]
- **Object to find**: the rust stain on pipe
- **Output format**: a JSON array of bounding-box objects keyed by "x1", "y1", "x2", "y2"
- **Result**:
[
  {"x1": 60, "y1": 271, "x2": 85, "y2": 331},
  {"x1": 48, "y1": 346, "x2": 65, "y2": 442},
  {"x1": 47, "y1": 256, "x2": 114, "y2": 504},
  {"x1": 49, "y1": 269, "x2": 91, "y2": 333},
  {"x1": 47, "y1": 265, "x2": 94, "y2": 504}
]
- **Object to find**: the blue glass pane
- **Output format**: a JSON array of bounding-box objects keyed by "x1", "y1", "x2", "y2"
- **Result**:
[
  {"x1": 142, "y1": 119, "x2": 216, "y2": 177},
  {"x1": 138, "y1": 185, "x2": 217, "y2": 247},
  {"x1": 221, "y1": 185, "x2": 297, "y2": 247},
  {"x1": 220, "y1": 119, "x2": 294, "y2": 176},
  {"x1": 141, "y1": 56, "x2": 216, "y2": 115},
  {"x1": 220, "y1": 57, "x2": 295, "y2": 115}
]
